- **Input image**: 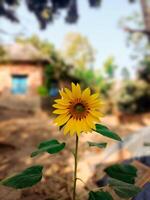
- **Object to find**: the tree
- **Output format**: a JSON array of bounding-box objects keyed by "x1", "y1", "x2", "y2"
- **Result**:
[
  {"x1": 16, "y1": 35, "x2": 54, "y2": 57},
  {"x1": 124, "y1": 0, "x2": 150, "y2": 41},
  {"x1": 61, "y1": 32, "x2": 95, "y2": 69},
  {"x1": 103, "y1": 56, "x2": 117, "y2": 79},
  {"x1": 0, "y1": 0, "x2": 136, "y2": 29},
  {"x1": 120, "y1": 0, "x2": 150, "y2": 59},
  {"x1": 138, "y1": 56, "x2": 150, "y2": 82}
]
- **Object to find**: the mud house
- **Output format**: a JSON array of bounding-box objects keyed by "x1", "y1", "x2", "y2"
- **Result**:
[
  {"x1": 0, "y1": 43, "x2": 79, "y2": 111},
  {"x1": 0, "y1": 44, "x2": 49, "y2": 96}
]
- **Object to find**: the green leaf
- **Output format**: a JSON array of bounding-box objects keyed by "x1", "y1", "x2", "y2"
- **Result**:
[
  {"x1": 144, "y1": 142, "x2": 150, "y2": 146},
  {"x1": 88, "y1": 141, "x2": 107, "y2": 148},
  {"x1": 31, "y1": 139, "x2": 65, "y2": 157},
  {"x1": 108, "y1": 178, "x2": 141, "y2": 198},
  {"x1": 95, "y1": 124, "x2": 122, "y2": 141},
  {"x1": 105, "y1": 164, "x2": 137, "y2": 184},
  {"x1": 89, "y1": 191, "x2": 113, "y2": 200},
  {"x1": 1, "y1": 165, "x2": 43, "y2": 189}
]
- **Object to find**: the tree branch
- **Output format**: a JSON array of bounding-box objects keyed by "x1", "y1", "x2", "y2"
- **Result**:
[{"x1": 124, "y1": 26, "x2": 150, "y2": 36}]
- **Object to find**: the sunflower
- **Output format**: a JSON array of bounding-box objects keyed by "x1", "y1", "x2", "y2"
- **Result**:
[{"x1": 53, "y1": 83, "x2": 104, "y2": 136}]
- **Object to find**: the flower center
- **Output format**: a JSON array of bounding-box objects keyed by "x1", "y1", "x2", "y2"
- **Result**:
[{"x1": 74, "y1": 103, "x2": 85, "y2": 113}]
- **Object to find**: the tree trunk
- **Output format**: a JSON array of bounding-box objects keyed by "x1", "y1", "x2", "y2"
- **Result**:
[{"x1": 140, "y1": 0, "x2": 150, "y2": 41}]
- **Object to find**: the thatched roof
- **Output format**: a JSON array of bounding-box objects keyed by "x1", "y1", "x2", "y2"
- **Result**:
[{"x1": 0, "y1": 43, "x2": 49, "y2": 63}]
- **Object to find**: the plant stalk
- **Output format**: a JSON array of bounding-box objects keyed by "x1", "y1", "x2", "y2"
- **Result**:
[{"x1": 73, "y1": 134, "x2": 79, "y2": 200}]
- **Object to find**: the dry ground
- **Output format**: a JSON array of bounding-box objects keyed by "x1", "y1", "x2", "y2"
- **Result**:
[{"x1": 0, "y1": 109, "x2": 149, "y2": 200}]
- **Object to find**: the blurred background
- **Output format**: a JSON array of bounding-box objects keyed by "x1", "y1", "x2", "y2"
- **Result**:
[{"x1": 0, "y1": 0, "x2": 150, "y2": 200}]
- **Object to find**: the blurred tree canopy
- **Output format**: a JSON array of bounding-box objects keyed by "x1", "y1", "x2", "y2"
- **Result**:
[
  {"x1": 122, "y1": 0, "x2": 150, "y2": 45},
  {"x1": 120, "y1": 10, "x2": 150, "y2": 59},
  {"x1": 75, "y1": 56, "x2": 118, "y2": 97},
  {"x1": 103, "y1": 56, "x2": 117, "y2": 79},
  {"x1": 138, "y1": 57, "x2": 150, "y2": 82},
  {"x1": 61, "y1": 33, "x2": 95, "y2": 69},
  {"x1": 0, "y1": 0, "x2": 137, "y2": 29},
  {"x1": 16, "y1": 35, "x2": 55, "y2": 56},
  {"x1": 117, "y1": 80, "x2": 150, "y2": 114}
]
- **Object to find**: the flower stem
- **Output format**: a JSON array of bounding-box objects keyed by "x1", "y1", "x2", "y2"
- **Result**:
[{"x1": 73, "y1": 134, "x2": 79, "y2": 200}]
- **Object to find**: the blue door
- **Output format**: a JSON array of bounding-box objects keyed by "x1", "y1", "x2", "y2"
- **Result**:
[{"x1": 11, "y1": 75, "x2": 28, "y2": 94}]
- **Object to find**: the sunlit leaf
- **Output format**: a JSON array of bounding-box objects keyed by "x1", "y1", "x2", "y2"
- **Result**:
[
  {"x1": 1, "y1": 165, "x2": 43, "y2": 189},
  {"x1": 95, "y1": 124, "x2": 122, "y2": 141},
  {"x1": 31, "y1": 139, "x2": 65, "y2": 157}
]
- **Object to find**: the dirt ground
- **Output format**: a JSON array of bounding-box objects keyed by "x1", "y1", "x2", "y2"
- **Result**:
[{"x1": 0, "y1": 109, "x2": 149, "y2": 200}]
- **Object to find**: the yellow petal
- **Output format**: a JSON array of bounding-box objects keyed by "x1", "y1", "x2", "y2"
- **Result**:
[
  {"x1": 54, "y1": 114, "x2": 71, "y2": 126},
  {"x1": 69, "y1": 118, "x2": 76, "y2": 136},
  {"x1": 76, "y1": 120, "x2": 82, "y2": 136},
  {"x1": 71, "y1": 82, "x2": 76, "y2": 96},
  {"x1": 80, "y1": 119, "x2": 90, "y2": 133},
  {"x1": 54, "y1": 99, "x2": 70, "y2": 105},
  {"x1": 53, "y1": 109, "x2": 69, "y2": 114},
  {"x1": 90, "y1": 99, "x2": 103, "y2": 105},
  {"x1": 59, "y1": 89, "x2": 70, "y2": 100},
  {"x1": 53, "y1": 83, "x2": 105, "y2": 137},
  {"x1": 64, "y1": 88, "x2": 73, "y2": 100},
  {"x1": 89, "y1": 93, "x2": 99, "y2": 101},
  {"x1": 63, "y1": 118, "x2": 72, "y2": 135},
  {"x1": 63, "y1": 118, "x2": 75, "y2": 136},
  {"x1": 52, "y1": 104, "x2": 68, "y2": 109},
  {"x1": 81, "y1": 88, "x2": 91, "y2": 100},
  {"x1": 88, "y1": 100, "x2": 102, "y2": 108},
  {"x1": 85, "y1": 115, "x2": 96, "y2": 129},
  {"x1": 89, "y1": 110, "x2": 103, "y2": 118},
  {"x1": 71, "y1": 82, "x2": 81, "y2": 98},
  {"x1": 76, "y1": 83, "x2": 81, "y2": 97}
]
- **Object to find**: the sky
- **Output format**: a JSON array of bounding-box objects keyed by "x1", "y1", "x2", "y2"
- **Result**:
[{"x1": 0, "y1": 0, "x2": 141, "y2": 73}]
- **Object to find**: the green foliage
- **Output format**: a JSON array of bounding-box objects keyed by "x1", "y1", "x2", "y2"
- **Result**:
[
  {"x1": 16, "y1": 35, "x2": 54, "y2": 56},
  {"x1": 44, "y1": 53, "x2": 73, "y2": 93},
  {"x1": 100, "y1": 81, "x2": 113, "y2": 97},
  {"x1": 95, "y1": 124, "x2": 122, "y2": 141},
  {"x1": 89, "y1": 191, "x2": 113, "y2": 200},
  {"x1": 38, "y1": 86, "x2": 48, "y2": 96},
  {"x1": 108, "y1": 178, "x2": 141, "y2": 198},
  {"x1": 88, "y1": 141, "x2": 107, "y2": 148},
  {"x1": 103, "y1": 56, "x2": 117, "y2": 79},
  {"x1": 144, "y1": 142, "x2": 150, "y2": 146},
  {"x1": 62, "y1": 33, "x2": 95, "y2": 69},
  {"x1": 74, "y1": 56, "x2": 118, "y2": 96},
  {"x1": 0, "y1": 165, "x2": 43, "y2": 189},
  {"x1": 31, "y1": 139, "x2": 66, "y2": 157},
  {"x1": 104, "y1": 164, "x2": 137, "y2": 184},
  {"x1": 44, "y1": 63, "x2": 55, "y2": 91},
  {"x1": 0, "y1": 0, "x2": 102, "y2": 29},
  {"x1": 75, "y1": 68, "x2": 100, "y2": 90},
  {"x1": 0, "y1": 0, "x2": 135, "y2": 30},
  {"x1": 75, "y1": 67, "x2": 113, "y2": 98},
  {"x1": 117, "y1": 80, "x2": 150, "y2": 114},
  {"x1": 138, "y1": 58, "x2": 150, "y2": 82}
]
